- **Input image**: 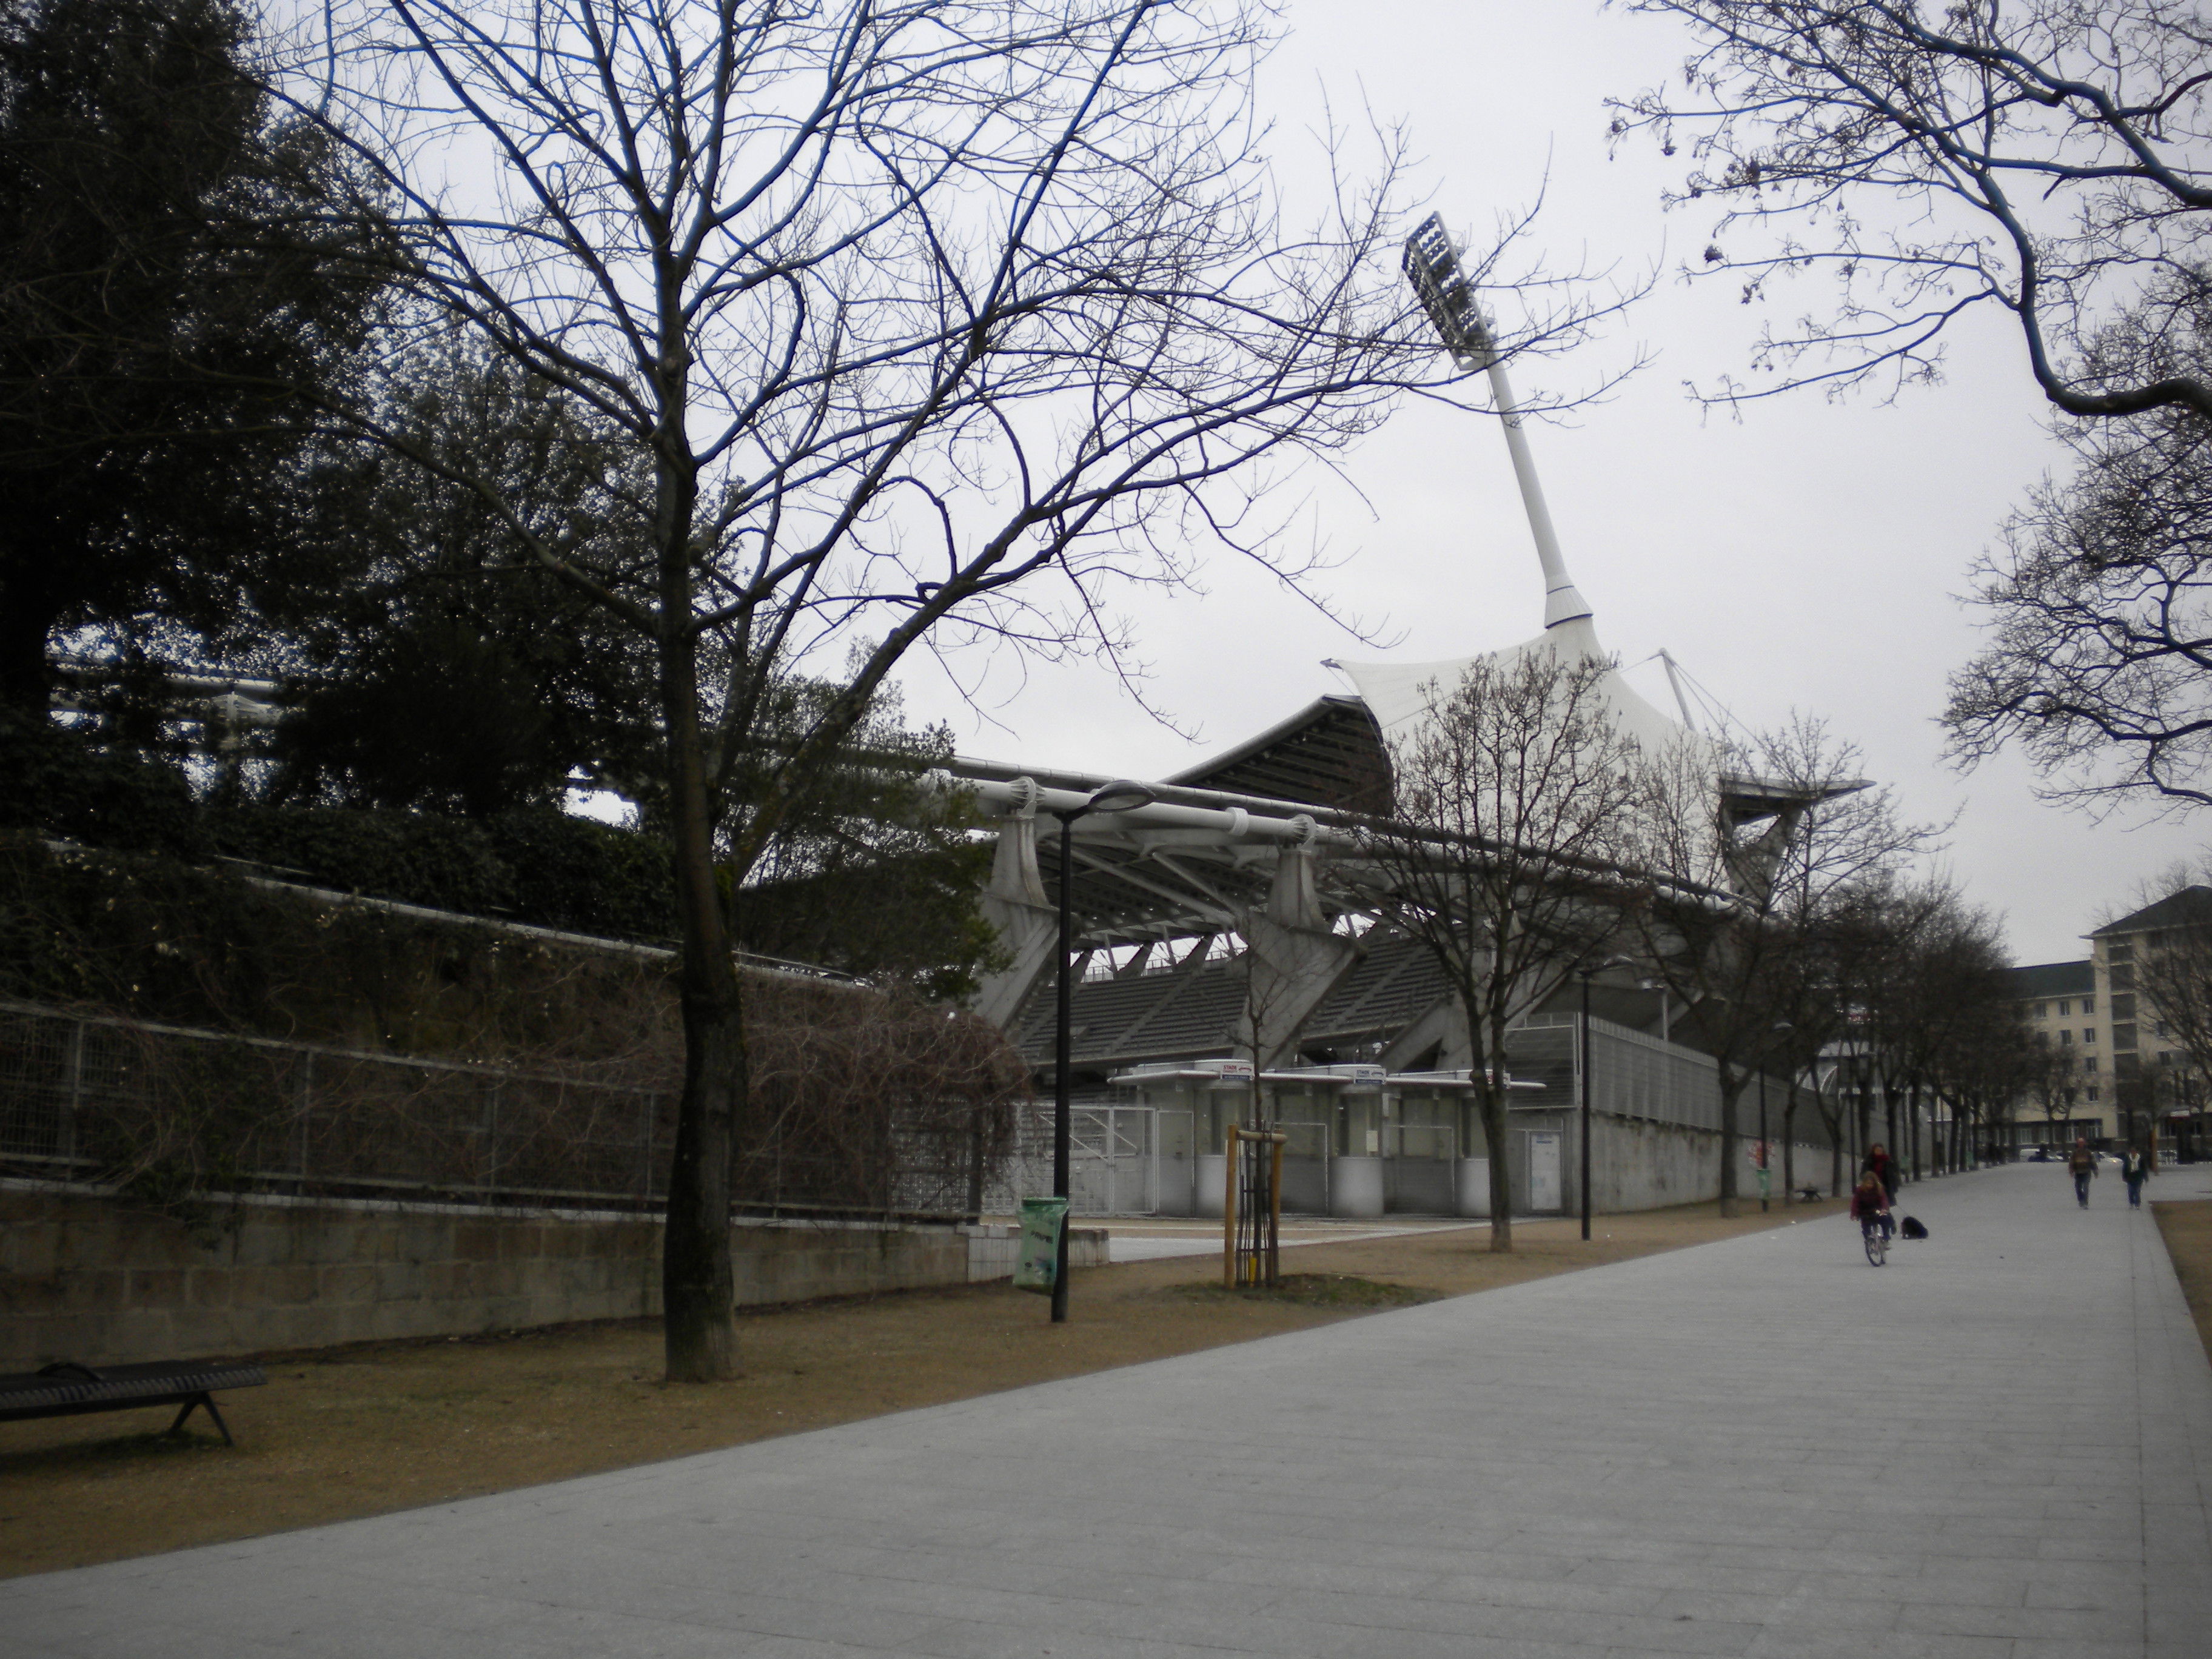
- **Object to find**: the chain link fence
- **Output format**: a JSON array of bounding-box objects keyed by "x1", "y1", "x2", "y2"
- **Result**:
[{"x1": 0, "y1": 999, "x2": 1021, "y2": 1220}]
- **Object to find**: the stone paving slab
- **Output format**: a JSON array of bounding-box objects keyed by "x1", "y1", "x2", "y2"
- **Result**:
[{"x1": 5, "y1": 1164, "x2": 2210, "y2": 1658}]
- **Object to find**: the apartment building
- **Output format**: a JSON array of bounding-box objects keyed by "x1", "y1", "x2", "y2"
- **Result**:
[
  {"x1": 2007, "y1": 958, "x2": 2105, "y2": 1147},
  {"x1": 2088, "y1": 889, "x2": 2211, "y2": 1160}
]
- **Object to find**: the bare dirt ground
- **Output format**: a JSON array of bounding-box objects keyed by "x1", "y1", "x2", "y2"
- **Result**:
[
  {"x1": 2153, "y1": 1196, "x2": 2212, "y2": 1366},
  {"x1": 1, "y1": 1196, "x2": 1851, "y2": 1578}
]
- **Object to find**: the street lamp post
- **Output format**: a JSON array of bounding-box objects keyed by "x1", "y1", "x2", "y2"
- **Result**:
[{"x1": 1049, "y1": 779, "x2": 1156, "y2": 1322}]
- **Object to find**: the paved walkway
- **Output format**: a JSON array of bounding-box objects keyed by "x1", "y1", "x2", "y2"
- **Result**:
[{"x1": 8, "y1": 1164, "x2": 2211, "y2": 1658}]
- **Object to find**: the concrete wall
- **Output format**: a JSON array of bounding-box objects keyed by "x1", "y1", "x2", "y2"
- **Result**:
[
  {"x1": 0, "y1": 1185, "x2": 1107, "y2": 1370},
  {"x1": 1583, "y1": 1117, "x2": 1839, "y2": 1215},
  {"x1": 1589, "y1": 1116, "x2": 1722, "y2": 1212}
]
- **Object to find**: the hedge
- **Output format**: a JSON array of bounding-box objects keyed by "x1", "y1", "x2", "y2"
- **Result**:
[{"x1": 0, "y1": 716, "x2": 675, "y2": 943}]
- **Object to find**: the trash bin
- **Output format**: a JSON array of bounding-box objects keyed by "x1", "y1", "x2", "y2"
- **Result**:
[{"x1": 1013, "y1": 1196, "x2": 1068, "y2": 1295}]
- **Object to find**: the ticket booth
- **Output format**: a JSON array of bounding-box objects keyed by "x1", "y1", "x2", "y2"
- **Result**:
[
  {"x1": 1105, "y1": 1062, "x2": 1538, "y2": 1218},
  {"x1": 1107, "y1": 1061, "x2": 1254, "y2": 1215}
]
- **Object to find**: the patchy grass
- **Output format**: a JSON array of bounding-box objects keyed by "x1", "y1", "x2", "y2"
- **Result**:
[
  {"x1": 2154, "y1": 1197, "x2": 2212, "y2": 1367},
  {"x1": 1, "y1": 1195, "x2": 1842, "y2": 1579},
  {"x1": 1167, "y1": 1272, "x2": 1443, "y2": 1309}
]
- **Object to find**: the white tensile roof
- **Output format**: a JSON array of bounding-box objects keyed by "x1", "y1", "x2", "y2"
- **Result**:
[{"x1": 1332, "y1": 615, "x2": 1720, "y2": 766}]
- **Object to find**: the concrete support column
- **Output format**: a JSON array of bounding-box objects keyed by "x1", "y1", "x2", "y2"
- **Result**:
[
  {"x1": 970, "y1": 780, "x2": 1059, "y2": 1028},
  {"x1": 1233, "y1": 840, "x2": 1362, "y2": 1071}
]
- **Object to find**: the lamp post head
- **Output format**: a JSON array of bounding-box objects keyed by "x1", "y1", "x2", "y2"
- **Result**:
[{"x1": 1085, "y1": 779, "x2": 1156, "y2": 816}]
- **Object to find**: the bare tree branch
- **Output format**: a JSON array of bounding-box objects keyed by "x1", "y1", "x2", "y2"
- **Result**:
[{"x1": 1610, "y1": 0, "x2": 2212, "y2": 419}]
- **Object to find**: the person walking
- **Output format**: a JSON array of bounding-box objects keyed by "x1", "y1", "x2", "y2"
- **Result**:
[
  {"x1": 1864, "y1": 1142, "x2": 1900, "y2": 1207},
  {"x1": 2122, "y1": 1144, "x2": 2151, "y2": 1209},
  {"x1": 2067, "y1": 1137, "x2": 2098, "y2": 1208}
]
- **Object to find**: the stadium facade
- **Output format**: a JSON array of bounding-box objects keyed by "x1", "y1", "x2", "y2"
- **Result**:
[{"x1": 944, "y1": 220, "x2": 1844, "y2": 1218}]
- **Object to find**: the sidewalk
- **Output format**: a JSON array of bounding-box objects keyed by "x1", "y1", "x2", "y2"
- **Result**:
[{"x1": 7, "y1": 1164, "x2": 2208, "y2": 1658}]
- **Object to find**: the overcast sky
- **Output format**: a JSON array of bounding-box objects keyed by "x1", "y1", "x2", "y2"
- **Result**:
[{"x1": 893, "y1": 0, "x2": 2206, "y2": 968}]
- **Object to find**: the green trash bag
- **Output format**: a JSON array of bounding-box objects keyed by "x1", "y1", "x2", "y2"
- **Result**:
[{"x1": 1013, "y1": 1196, "x2": 1068, "y2": 1294}]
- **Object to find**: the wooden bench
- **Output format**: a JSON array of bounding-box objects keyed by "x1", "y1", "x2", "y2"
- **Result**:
[{"x1": 0, "y1": 1361, "x2": 267, "y2": 1445}]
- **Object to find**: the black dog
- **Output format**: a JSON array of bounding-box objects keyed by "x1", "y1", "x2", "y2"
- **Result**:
[{"x1": 1899, "y1": 1215, "x2": 1929, "y2": 1241}]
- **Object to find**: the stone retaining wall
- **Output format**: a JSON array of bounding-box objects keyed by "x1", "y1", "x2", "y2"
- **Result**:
[{"x1": 0, "y1": 1185, "x2": 1108, "y2": 1369}]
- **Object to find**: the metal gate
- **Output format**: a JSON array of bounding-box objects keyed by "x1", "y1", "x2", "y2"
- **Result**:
[
  {"x1": 1384, "y1": 1106, "x2": 1456, "y2": 1214},
  {"x1": 1070, "y1": 1105, "x2": 1156, "y2": 1215}
]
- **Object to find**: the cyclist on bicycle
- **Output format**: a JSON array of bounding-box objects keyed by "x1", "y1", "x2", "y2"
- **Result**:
[{"x1": 1850, "y1": 1168, "x2": 1892, "y2": 1241}]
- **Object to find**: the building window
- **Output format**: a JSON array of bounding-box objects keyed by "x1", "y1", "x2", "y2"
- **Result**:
[
  {"x1": 2036, "y1": 1002, "x2": 2048, "y2": 1017},
  {"x1": 2110, "y1": 942, "x2": 2134, "y2": 964},
  {"x1": 2111, "y1": 993, "x2": 2136, "y2": 1021},
  {"x1": 2113, "y1": 1023, "x2": 2136, "y2": 1050},
  {"x1": 2085, "y1": 1028, "x2": 2097, "y2": 1044},
  {"x1": 2060, "y1": 1030, "x2": 2073, "y2": 1045},
  {"x1": 2084, "y1": 1056, "x2": 2099, "y2": 1074},
  {"x1": 2058, "y1": 1000, "x2": 2071, "y2": 1016},
  {"x1": 2112, "y1": 963, "x2": 2136, "y2": 990},
  {"x1": 2087, "y1": 1088, "x2": 2102, "y2": 1103},
  {"x1": 2084, "y1": 995, "x2": 2096, "y2": 1013}
]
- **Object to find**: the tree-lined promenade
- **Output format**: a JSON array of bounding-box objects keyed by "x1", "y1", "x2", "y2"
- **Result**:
[{"x1": 10, "y1": 0, "x2": 2206, "y2": 1383}]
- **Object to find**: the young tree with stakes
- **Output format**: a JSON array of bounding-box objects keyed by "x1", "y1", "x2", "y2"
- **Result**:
[{"x1": 282, "y1": 0, "x2": 1623, "y2": 1377}]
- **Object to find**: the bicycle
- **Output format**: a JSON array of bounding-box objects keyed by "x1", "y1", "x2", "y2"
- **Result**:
[{"x1": 1861, "y1": 1213, "x2": 1889, "y2": 1267}]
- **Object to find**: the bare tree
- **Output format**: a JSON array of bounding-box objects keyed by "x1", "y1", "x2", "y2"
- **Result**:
[
  {"x1": 281, "y1": 0, "x2": 1624, "y2": 1378},
  {"x1": 1609, "y1": 0, "x2": 2212, "y2": 421},
  {"x1": 1356, "y1": 649, "x2": 1644, "y2": 1252},
  {"x1": 1607, "y1": 5, "x2": 2212, "y2": 821},
  {"x1": 1937, "y1": 996, "x2": 2043, "y2": 1168},
  {"x1": 1871, "y1": 886, "x2": 2023, "y2": 1173},
  {"x1": 1946, "y1": 300, "x2": 2212, "y2": 811},
  {"x1": 1626, "y1": 717, "x2": 1932, "y2": 1215}
]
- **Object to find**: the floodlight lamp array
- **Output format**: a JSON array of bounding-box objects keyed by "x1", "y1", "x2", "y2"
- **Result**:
[{"x1": 1401, "y1": 212, "x2": 1492, "y2": 367}]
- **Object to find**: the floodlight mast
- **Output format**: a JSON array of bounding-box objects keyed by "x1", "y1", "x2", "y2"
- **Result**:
[{"x1": 1403, "y1": 213, "x2": 1593, "y2": 633}]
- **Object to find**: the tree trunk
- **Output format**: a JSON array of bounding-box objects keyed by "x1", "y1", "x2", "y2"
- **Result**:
[
  {"x1": 1718, "y1": 1068, "x2": 1742, "y2": 1218},
  {"x1": 655, "y1": 586, "x2": 746, "y2": 1382},
  {"x1": 1912, "y1": 1085, "x2": 1925, "y2": 1176},
  {"x1": 1781, "y1": 1078, "x2": 1798, "y2": 1205},
  {"x1": 663, "y1": 983, "x2": 745, "y2": 1381},
  {"x1": 1483, "y1": 1090, "x2": 1513, "y2": 1252}
]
